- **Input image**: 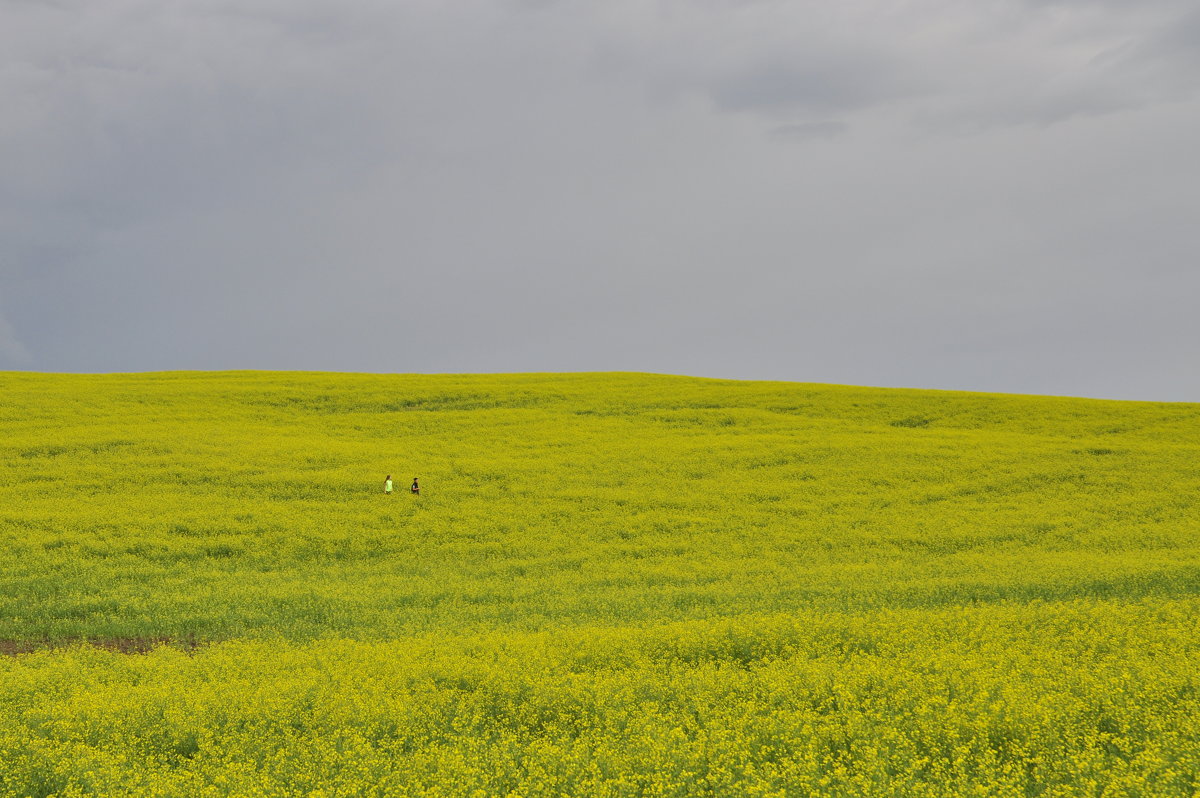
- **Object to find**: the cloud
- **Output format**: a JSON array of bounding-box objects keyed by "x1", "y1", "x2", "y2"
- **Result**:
[
  {"x1": 581, "y1": 0, "x2": 1200, "y2": 130},
  {"x1": 771, "y1": 121, "x2": 849, "y2": 141},
  {"x1": 0, "y1": 310, "x2": 32, "y2": 367},
  {"x1": 707, "y1": 53, "x2": 919, "y2": 116}
]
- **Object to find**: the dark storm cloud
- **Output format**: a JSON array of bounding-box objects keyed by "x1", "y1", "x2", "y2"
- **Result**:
[
  {"x1": 1, "y1": 0, "x2": 1197, "y2": 399},
  {"x1": 616, "y1": 0, "x2": 1200, "y2": 130},
  {"x1": 0, "y1": 313, "x2": 30, "y2": 365},
  {"x1": 771, "y1": 121, "x2": 849, "y2": 141},
  {"x1": 710, "y1": 56, "x2": 913, "y2": 115}
]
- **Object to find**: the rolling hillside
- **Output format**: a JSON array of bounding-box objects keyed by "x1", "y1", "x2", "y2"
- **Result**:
[{"x1": 1, "y1": 372, "x2": 1198, "y2": 796}]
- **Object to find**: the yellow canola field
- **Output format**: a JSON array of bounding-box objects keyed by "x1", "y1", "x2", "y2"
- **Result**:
[{"x1": 1, "y1": 371, "x2": 1198, "y2": 796}]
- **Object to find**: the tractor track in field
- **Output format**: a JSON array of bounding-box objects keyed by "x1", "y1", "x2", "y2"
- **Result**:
[{"x1": 0, "y1": 636, "x2": 205, "y2": 656}]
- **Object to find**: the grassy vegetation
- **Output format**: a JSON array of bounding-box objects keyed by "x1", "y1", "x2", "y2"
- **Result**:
[{"x1": 1, "y1": 371, "x2": 1198, "y2": 796}]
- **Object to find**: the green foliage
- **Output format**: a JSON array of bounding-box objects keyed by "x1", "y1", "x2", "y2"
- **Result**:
[{"x1": 0, "y1": 371, "x2": 1198, "y2": 796}]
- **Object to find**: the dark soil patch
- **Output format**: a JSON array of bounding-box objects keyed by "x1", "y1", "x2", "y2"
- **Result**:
[{"x1": 0, "y1": 636, "x2": 204, "y2": 656}]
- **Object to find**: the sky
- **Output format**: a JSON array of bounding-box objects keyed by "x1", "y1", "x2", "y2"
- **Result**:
[{"x1": 2, "y1": 0, "x2": 1198, "y2": 401}]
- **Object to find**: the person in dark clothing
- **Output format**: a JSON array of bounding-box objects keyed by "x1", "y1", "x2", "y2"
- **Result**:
[{"x1": 411, "y1": 477, "x2": 420, "y2": 496}]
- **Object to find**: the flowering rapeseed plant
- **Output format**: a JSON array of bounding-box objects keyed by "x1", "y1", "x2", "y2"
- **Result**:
[{"x1": 0, "y1": 371, "x2": 1197, "y2": 795}]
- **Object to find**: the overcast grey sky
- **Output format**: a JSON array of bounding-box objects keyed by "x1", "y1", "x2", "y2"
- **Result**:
[{"x1": 2, "y1": 0, "x2": 1198, "y2": 400}]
